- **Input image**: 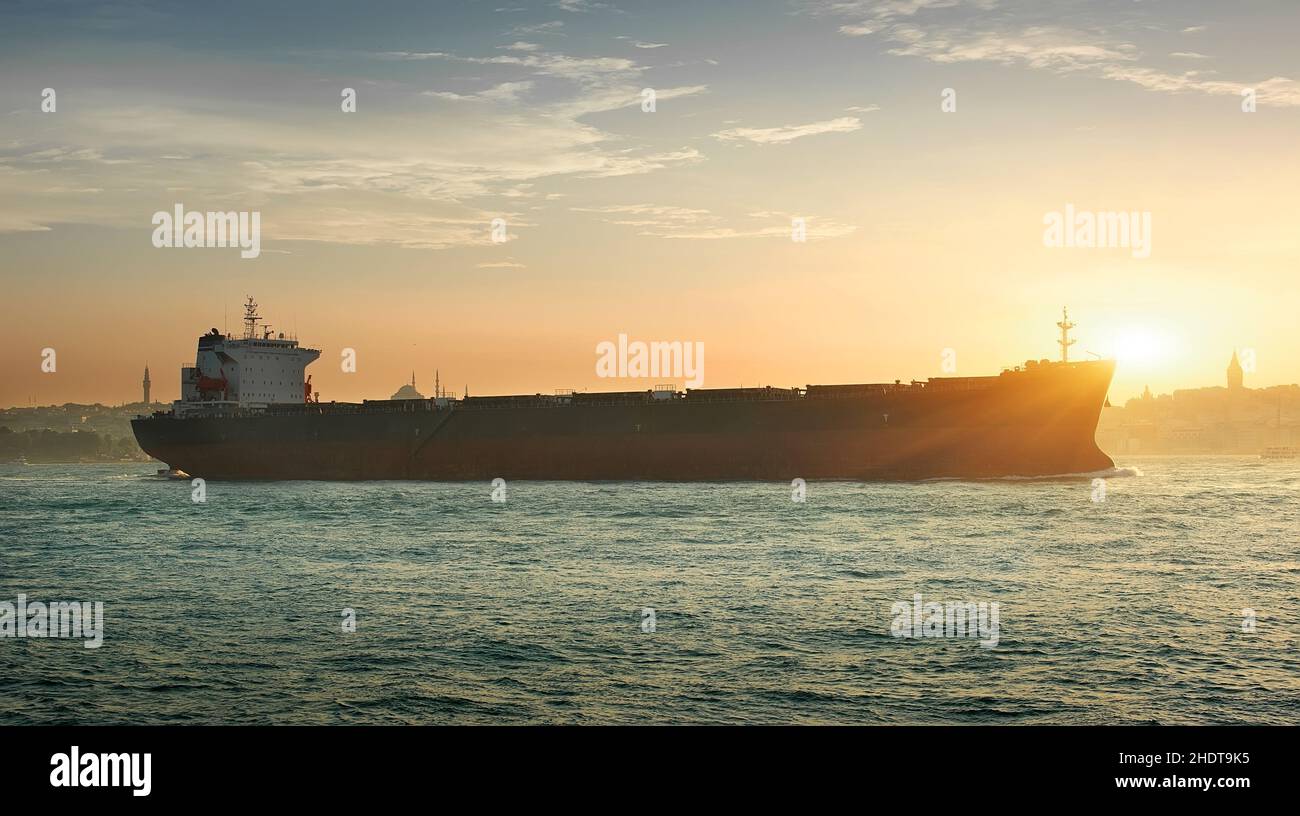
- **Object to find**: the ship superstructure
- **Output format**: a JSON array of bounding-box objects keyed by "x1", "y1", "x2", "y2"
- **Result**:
[{"x1": 175, "y1": 297, "x2": 320, "y2": 417}]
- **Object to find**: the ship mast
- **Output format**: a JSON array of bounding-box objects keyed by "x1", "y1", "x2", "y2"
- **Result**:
[
  {"x1": 242, "y1": 296, "x2": 260, "y2": 340},
  {"x1": 1056, "y1": 307, "x2": 1076, "y2": 363}
]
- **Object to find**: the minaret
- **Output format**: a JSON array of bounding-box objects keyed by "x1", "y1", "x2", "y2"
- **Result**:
[
  {"x1": 143, "y1": 365, "x2": 151, "y2": 405},
  {"x1": 1056, "y1": 307, "x2": 1076, "y2": 363},
  {"x1": 1227, "y1": 351, "x2": 1244, "y2": 389}
]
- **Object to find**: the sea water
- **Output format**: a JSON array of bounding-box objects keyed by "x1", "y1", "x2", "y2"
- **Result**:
[{"x1": 1, "y1": 458, "x2": 1296, "y2": 724}]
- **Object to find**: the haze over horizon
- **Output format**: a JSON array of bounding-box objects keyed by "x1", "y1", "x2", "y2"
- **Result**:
[{"x1": 3, "y1": 0, "x2": 1297, "y2": 408}]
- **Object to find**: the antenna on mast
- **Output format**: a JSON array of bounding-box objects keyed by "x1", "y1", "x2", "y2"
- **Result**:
[
  {"x1": 1056, "y1": 307, "x2": 1076, "y2": 363},
  {"x1": 242, "y1": 296, "x2": 260, "y2": 340}
]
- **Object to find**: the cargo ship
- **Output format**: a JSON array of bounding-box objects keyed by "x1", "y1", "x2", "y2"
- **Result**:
[{"x1": 131, "y1": 300, "x2": 1115, "y2": 481}]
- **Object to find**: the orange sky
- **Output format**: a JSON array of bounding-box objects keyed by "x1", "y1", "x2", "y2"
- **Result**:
[{"x1": 3, "y1": 0, "x2": 1298, "y2": 407}]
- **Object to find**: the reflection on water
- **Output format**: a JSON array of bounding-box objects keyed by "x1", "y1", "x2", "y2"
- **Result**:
[{"x1": 1, "y1": 457, "x2": 1296, "y2": 724}]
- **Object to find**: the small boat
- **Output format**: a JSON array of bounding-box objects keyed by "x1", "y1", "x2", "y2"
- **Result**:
[{"x1": 156, "y1": 467, "x2": 191, "y2": 479}]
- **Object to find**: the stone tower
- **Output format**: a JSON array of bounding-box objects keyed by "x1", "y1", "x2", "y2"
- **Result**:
[{"x1": 1227, "y1": 351, "x2": 1244, "y2": 390}]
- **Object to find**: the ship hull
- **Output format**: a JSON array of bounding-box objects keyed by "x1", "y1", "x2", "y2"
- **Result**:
[{"x1": 132, "y1": 361, "x2": 1115, "y2": 481}]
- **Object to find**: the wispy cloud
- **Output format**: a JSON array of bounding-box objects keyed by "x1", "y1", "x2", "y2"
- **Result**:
[
  {"x1": 713, "y1": 116, "x2": 862, "y2": 145},
  {"x1": 807, "y1": 2, "x2": 1300, "y2": 107},
  {"x1": 839, "y1": 23, "x2": 880, "y2": 37},
  {"x1": 423, "y1": 81, "x2": 535, "y2": 103},
  {"x1": 556, "y1": 0, "x2": 605, "y2": 11},
  {"x1": 0, "y1": 38, "x2": 711, "y2": 246},
  {"x1": 616, "y1": 36, "x2": 669, "y2": 49},
  {"x1": 510, "y1": 20, "x2": 564, "y2": 36},
  {"x1": 884, "y1": 24, "x2": 1137, "y2": 71},
  {"x1": 400, "y1": 46, "x2": 708, "y2": 117},
  {"x1": 572, "y1": 204, "x2": 856, "y2": 240},
  {"x1": 1098, "y1": 68, "x2": 1300, "y2": 106}
]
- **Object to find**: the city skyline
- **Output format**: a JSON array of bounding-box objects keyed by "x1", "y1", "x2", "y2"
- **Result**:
[{"x1": 3, "y1": 0, "x2": 1298, "y2": 407}]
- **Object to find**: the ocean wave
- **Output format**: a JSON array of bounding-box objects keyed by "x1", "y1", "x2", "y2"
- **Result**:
[{"x1": 2, "y1": 457, "x2": 1296, "y2": 726}]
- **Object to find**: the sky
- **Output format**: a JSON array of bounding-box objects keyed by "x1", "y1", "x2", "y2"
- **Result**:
[{"x1": 2, "y1": 0, "x2": 1297, "y2": 407}]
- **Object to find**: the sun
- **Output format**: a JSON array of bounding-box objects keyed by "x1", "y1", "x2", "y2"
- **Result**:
[{"x1": 1110, "y1": 326, "x2": 1173, "y2": 369}]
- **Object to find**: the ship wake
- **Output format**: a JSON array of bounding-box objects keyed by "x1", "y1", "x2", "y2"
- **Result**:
[{"x1": 925, "y1": 466, "x2": 1142, "y2": 483}]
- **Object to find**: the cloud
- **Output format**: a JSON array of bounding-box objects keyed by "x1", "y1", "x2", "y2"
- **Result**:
[
  {"x1": 509, "y1": 21, "x2": 564, "y2": 36},
  {"x1": 424, "y1": 81, "x2": 535, "y2": 103},
  {"x1": 611, "y1": 36, "x2": 671, "y2": 51},
  {"x1": 375, "y1": 51, "x2": 449, "y2": 61},
  {"x1": 272, "y1": 207, "x2": 520, "y2": 251},
  {"x1": 583, "y1": 147, "x2": 706, "y2": 177},
  {"x1": 885, "y1": 24, "x2": 1136, "y2": 71},
  {"x1": 712, "y1": 116, "x2": 862, "y2": 145},
  {"x1": 1098, "y1": 68, "x2": 1300, "y2": 106},
  {"x1": 809, "y1": 0, "x2": 996, "y2": 29},
  {"x1": 572, "y1": 205, "x2": 856, "y2": 240},
  {"x1": 806, "y1": 3, "x2": 1300, "y2": 107},
  {"x1": 0, "y1": 214, "x2": 53, "y2": 233},
  {"x1": 409, "y1": 46, "x2": 708, "y2": 117},
  {"x1": 570, "y1": 204, "x2": 711, "y2": 228},
  {"x1": 427, "y1": 49, "x2": 639, "y2": 84},
  {"x1": 0, "y1": 40, "x2": 712, "y2": 248},
  {"x1": 839, "y1": 23, "x2": 878, "y2": 36}
]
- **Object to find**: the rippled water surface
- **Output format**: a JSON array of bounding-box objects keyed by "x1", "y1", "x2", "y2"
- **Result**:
[{"x1": 1, "y1": 457, "x2": 1297, "y2": 724}]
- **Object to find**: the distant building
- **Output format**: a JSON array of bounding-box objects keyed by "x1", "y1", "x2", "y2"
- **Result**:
[
  {"x1": 390, "y1": 373, "x2": 425, "y2": 401},
  {"x1": 1227, "y1": 351, "x2": 1244, "y2": 390},
  {"x1": 1097, "y1": 353, "x2": 1299, "y2": 454},
  {"x1": 143, "y1": 365, "x2": 151, "y2": 405}
]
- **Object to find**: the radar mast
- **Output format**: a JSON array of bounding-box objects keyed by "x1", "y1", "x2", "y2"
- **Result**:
[
  {"x1": 1056, "y1": 307, "x2": 1076, "y2": 363},
  {"x1": 242, "y1": 297, "x2": 260, "y2": 340}
]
